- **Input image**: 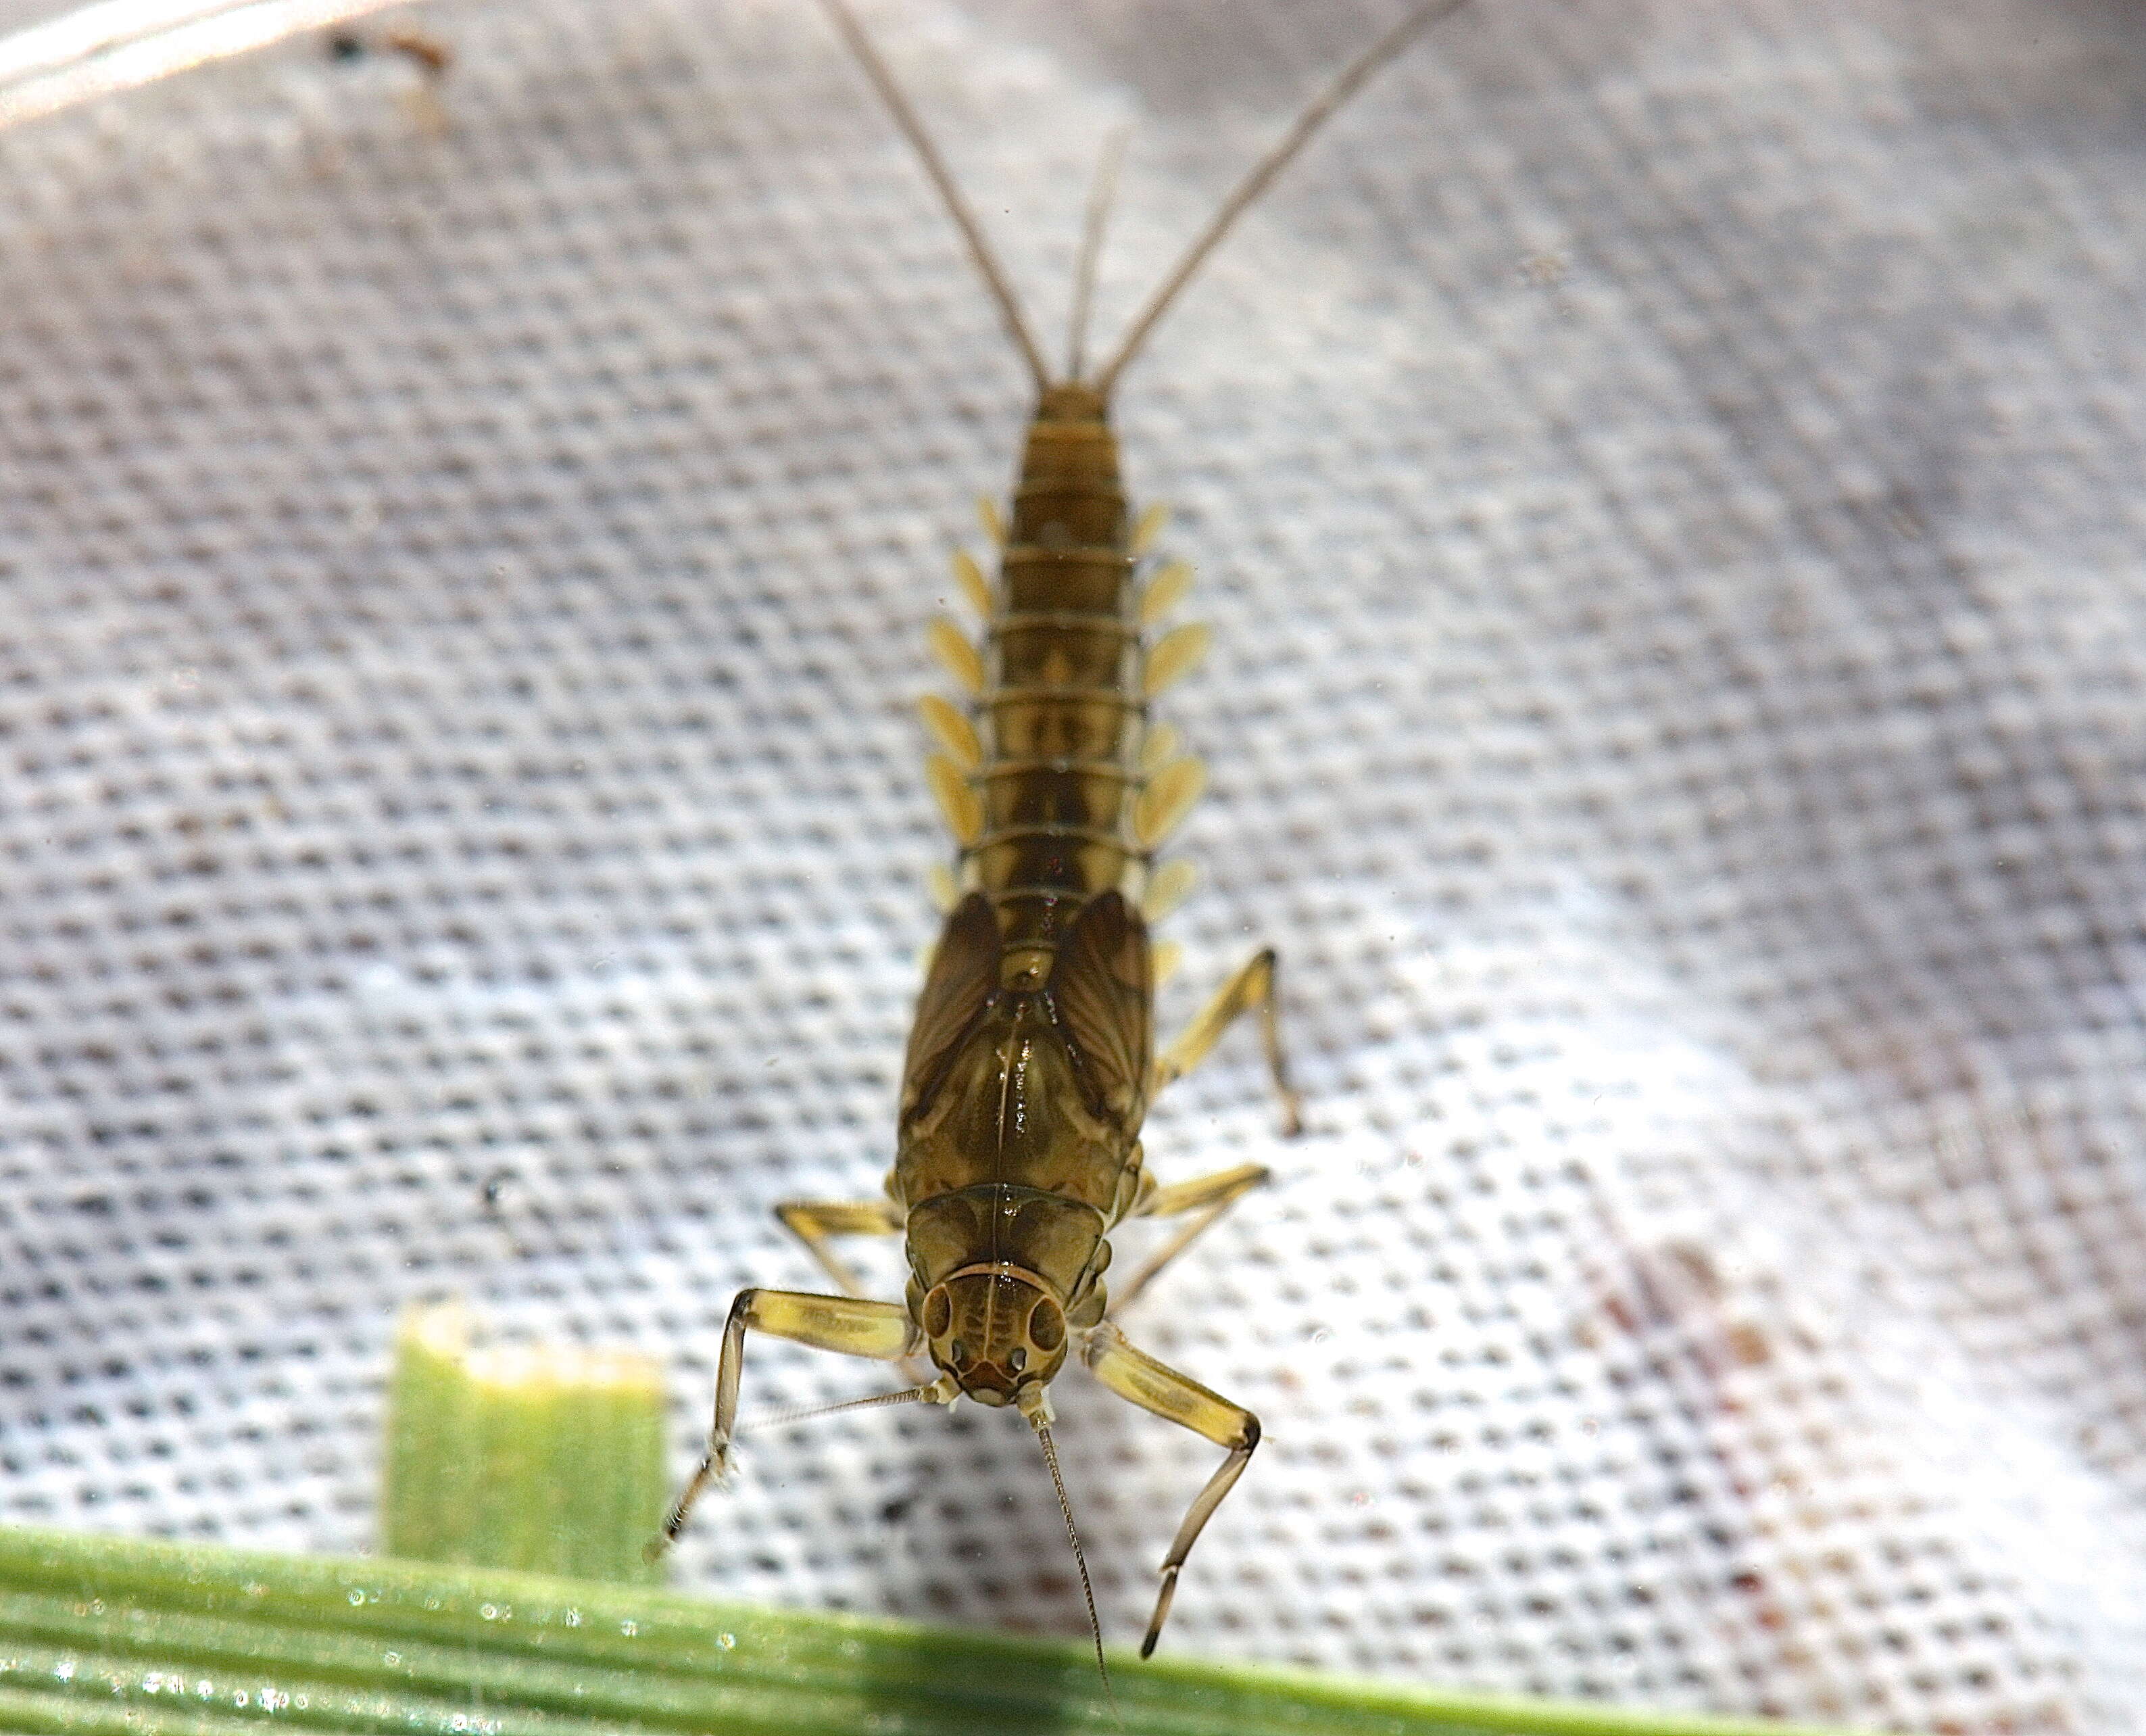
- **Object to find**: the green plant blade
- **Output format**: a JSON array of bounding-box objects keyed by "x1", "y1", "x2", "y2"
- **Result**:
[
  {"x1": 380, "y1": 1298, "x2": 668, "y2": 1585},
  {"x1": 0, "y1": 1524, "x2": 1872, "y2": 1736}
]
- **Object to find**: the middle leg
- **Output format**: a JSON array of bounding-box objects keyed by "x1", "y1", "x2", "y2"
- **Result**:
[
  {"x1": 1110, "y1": 1161, "x2": 1269, "y2": 1317},
  {"x1": 775, "y1": 1197, "x2": 903, "y2": 1299}
]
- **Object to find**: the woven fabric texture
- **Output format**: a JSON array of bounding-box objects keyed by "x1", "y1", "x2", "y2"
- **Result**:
[{"x1": 1, "y1": 1, "x2": 2142, "y2": 1729}]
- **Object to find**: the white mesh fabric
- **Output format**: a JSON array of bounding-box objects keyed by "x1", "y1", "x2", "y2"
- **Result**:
[{"x1": 1, "y1": 1, "x2": 2142, "y2": 1730}]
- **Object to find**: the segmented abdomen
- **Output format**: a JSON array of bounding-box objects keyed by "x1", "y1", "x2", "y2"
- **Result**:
[{"x1": 921, "y1": 383, "x2": 1206, "y2": 985}]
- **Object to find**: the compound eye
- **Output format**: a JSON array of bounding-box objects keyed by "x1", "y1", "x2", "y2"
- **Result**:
[
  {"x1": 1027, "y1": 1295, "x2": 1065, "y2": 1354},
  {"x1": 923, "y1": 1286, "x2": 952, "y2": 1340}
]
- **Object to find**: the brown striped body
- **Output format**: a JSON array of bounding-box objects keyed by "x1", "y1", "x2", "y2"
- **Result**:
[
  {"x1": 659, "y1": 0, "x2": 1463, "y2": 1668},
  {"x1": 891, "y1": 383, "x2": 1169, "y2": 1404},
  {"x1": 973, "y1": 384, "x2": 1142, "y2": 978}
]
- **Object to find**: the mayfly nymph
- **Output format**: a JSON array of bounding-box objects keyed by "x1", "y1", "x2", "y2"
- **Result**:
[{"x1": 656, "y1": 0, "x2": 1467, "y2": 1676}]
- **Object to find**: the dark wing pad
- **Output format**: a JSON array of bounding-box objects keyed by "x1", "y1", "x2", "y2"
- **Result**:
[
  {"x1": 1048, "y1": 890, "x2": 1152, "y2": 1123},
  {"x1": 900, "y1": 893, "x2": 1002, "y2": 1117}
]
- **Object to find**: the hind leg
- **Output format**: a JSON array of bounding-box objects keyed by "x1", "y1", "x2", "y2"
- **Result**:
[{"x1": 1150, "y1": 946, "x2": 1300, "y2": 1134}]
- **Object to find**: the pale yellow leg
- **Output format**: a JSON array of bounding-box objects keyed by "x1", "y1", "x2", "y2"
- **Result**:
[
  {"x1": 1150, "y1": 947, "x2": 1301, "y2": 1135},
  {"x1": 775, "y1": 1198, "x2": 904, "y2": 1299},
  {"x1": 1082, "y1": 1320, "x2": 1259, "y2": 1658},
  {"x1": 1110, "y1": 1162, "x2": 1270, "y2": 1317},
  {"x1": 654, "y1": 1287, "x2": 916, "y2": 1554}
]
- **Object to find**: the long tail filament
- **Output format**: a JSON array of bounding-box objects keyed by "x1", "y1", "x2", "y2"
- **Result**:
[
  {"x1": 1066, "y1": 128, "x2": 1129, "y2": 384},
  {"x1": 825, "y1": 0, "x2": 1470, "y2": 400},
  {"x1": 1092, "y1": 0, "x2": 1471, "y2": 394},
  {"x1": 818, "y1": 0, "x2": 1051, "y2": 393}
]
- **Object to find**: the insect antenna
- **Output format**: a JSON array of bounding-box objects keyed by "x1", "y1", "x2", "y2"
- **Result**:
[
  {"x1": 1065, "y1": 128, "x2": 1129, "y2": 385},
  {"x1": 1034, "y1": 1416, "x2": 1115, "y2": 1707},
  {"x1": 1091, "y1": 0, "x2": 1471, "y2": 397},
  {"x1": 741, "y1": 1380, "x2": 946, "y2": 1435},
  {"x1": 644, "y1": 1380, "x2": 950, "y2": 1566},
  {"x1": 820, "y1": 0, "x2": 1053, "y2": 395}
]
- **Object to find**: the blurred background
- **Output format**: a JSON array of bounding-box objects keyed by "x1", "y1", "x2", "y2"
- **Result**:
[{"x1": 1, "y1": 1, "x2": 2142, "y2": 1729}]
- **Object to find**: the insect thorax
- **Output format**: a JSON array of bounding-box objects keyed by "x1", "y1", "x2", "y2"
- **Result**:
[{"x1": 894, "y1": 990, "x2": 1146, "y2": 1224}]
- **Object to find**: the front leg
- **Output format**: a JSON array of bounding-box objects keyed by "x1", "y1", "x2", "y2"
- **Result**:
[
  {"x1": 652, "y1": 1287, "x2": 917, "y2": 1557},
  {"x1": 1082, "y1": 1320, "x2": 1260, "y2": 1657}
]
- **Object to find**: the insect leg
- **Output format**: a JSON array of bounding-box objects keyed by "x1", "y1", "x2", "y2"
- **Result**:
[
  {"x1": 1150, "y1": 947, "x2": 1301, "y2": 1134},
  {"x1": 1081, "y1": 1321, "x2": 1259, "y2": 1658},
  {"x1": 775, "y1": 1198, "x2": 904, "y2": 1299},
  {"x1": 656, "y1": 1287, "x2": 918, "y2": 1553},
  {"x1": 1109, "y1": 1162, "x2": 1270, "y2": 1317}
]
